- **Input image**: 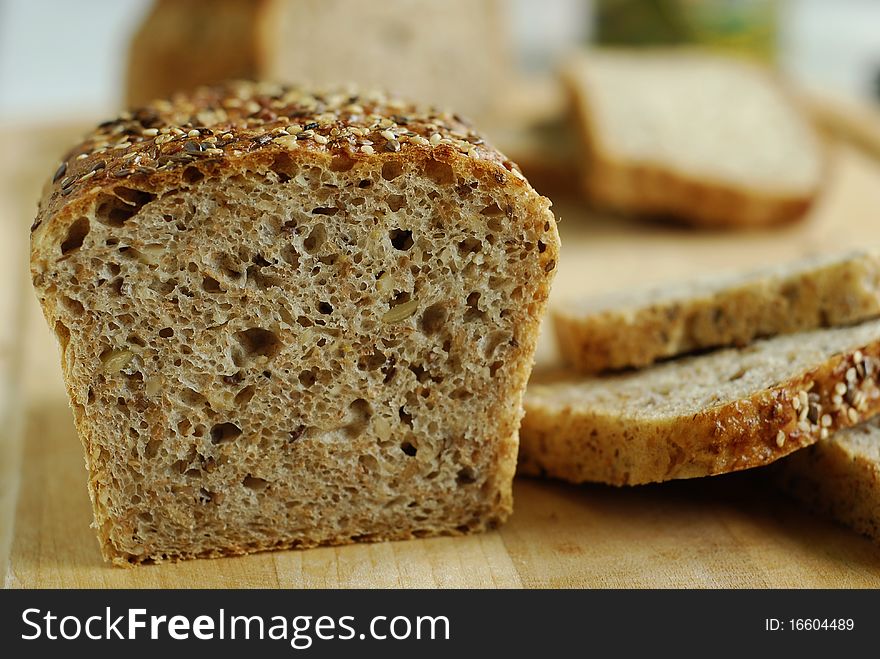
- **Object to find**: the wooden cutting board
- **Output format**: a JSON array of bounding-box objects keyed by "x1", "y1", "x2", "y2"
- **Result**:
[{"x1": 4, "y1": 118, "x2": 880, "y2": 589}]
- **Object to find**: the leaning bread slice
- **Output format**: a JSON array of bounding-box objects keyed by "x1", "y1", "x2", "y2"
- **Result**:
[
  {"x1": 555, "y1": 250, "x2": 880, "y2": 374},
  {"x1": 30, "y1": 81, "x2": 559, "y2": 565},
  {"x1": 563, "y1": 50, "x2": 825, "y2": 227},
  {"x1": 773, "y1": 418, "x2": 880, "y2": 543},
  {"x1": 521, "y1": 320, "x2": 880, "y2": 485}
]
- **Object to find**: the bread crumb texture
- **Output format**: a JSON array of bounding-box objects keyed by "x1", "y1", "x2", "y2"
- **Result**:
[{"x1": 30, "y1": 81, "x2": 559, "y2": 565}]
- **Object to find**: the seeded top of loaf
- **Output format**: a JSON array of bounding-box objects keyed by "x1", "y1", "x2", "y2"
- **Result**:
[{"x1": 32, "y1": 80, "x2": 526, "y2": 234}]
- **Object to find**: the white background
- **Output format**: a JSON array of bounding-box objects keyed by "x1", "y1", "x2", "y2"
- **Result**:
[{"x1": 1, "y1": 0, "x2": 878, "y2": 123}]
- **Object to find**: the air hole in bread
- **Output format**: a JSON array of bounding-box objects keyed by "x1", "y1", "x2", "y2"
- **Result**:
[
  {"x1": 60, "y1": 217, "x2": 90, "y2": 254},
  {"x1": 182, "y1": 166, "x2": 204, "y2": 184},
  {"x1": 61, "y1": 296, "x2": 84, "y2": 314},
  {"x1": 298, "y1": 369, "x2": 316, "y2": 387},
  {"x1": 400, "y1": 440, "x2": 417, "y2": 457},
  {"x1": 359, "y1": 454, "x2": 380, "y2": 472},
  {"x1": 210, "y1": 422, "x2": 242, "y2": 444},
  {"x1": 464, "y1": 292, "x2": 485, "y2": 322},
  {"x1": 424, "y1": 158, "x2": 455, "y2": 185},
  {"x1": 271, "y1": 152, "x2": 299, "y2": 181},
  {"x1": 456, "y1": 467, "x2": 477, "y2": 485},
  {"x1": 387, "y1": 194, "x2": 406, "y2": 212},
  {"x1": 303, "y1": 224, "x2": 327, "y2": 253},
  {"x1": 346, "y1": 398, "x2": 372, "y2": 438},
  {"x1": 234, "y1": 328, "x2": 280, "y2": 365},
  {"x1": 420, "y1": 303, "x2": 447, "y2": 334},
  {"x1": 399, "y1": 406, "x2": 413, "y2": 428},
  {"x1": 358, "y1": 350, "x2": 386, "y2": 371},
  {"x1": 358, "y1": 178, "x2": 372, "y2": 188},
  {"x1": 480, "y1": 202, "x2": 504, "y2": 216},
  {"x1": 158, "y1": 327, "x2": 174, "y2": 338},
  {"x1": 95, "y1": 188, "x2": 155, "y2": 227},
  {"x1": 489, "y1": 361, "x2": 503, "y2": 377},
  {"x1": 330, "y1": 154, "x2": 355, "y2": 172},
  {"x1": 54, "y1": 321, "x2": 70, "y2": 353},
  {"x1": 202, "y1": 276, "x2": 222, "y2": 293},
  {"x1": 381, "y1": 161, "x2": 403, "y2": 180},
  {"x1": 144, "y1": 438, "x2": 161, "y2": 459},
  {"x1": 457, "y1": 237, "x2": 481, "y2": 255},
  {"x1": 242, "y1": 475, "x2": 269, "y2": 491},
  {"x1": 388, "y1": 229, "x2": 413, "y2": 250}
]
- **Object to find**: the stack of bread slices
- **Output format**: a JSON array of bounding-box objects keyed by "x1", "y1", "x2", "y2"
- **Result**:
[{"x1": 521, "y1": 251, "x2": 880, "y2": 543}]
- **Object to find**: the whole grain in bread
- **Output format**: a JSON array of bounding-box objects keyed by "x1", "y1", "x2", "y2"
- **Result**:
[
  {"x1": 773, "y1": 418, "x2": 880, "y2": 544},
  {"x1": 521, "y1": 320, "x2": 880, "y2": 485},
  {"x1": 554, "y1": 251, "x2": 880, "y2": 374},
  {"x1": 563, "y1": 50, "x2": 826, "y2": 227},
  {"x1": 30, "y1": 81, "x2": 559, "y2": 565}
]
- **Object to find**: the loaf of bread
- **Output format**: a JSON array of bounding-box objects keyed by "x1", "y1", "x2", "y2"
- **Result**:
[
  {"x1": 773, "y1": 419, "x2": 880, "y2": 544},
  {"x1": 521, "y1": 320, "x2": 880, "y2": 485},
  {"x1": 30, "y1": 81, "x2": 559, "y2": 565},
  {"x1": 563, "y1": 50, "x2": 825, "y2": 227},
  {"x1": 127, "y1": 0, "x2": 510, "y2": 122},
  {"x1": 554, "y1": 251, "x2": 880, "y2": 374}
]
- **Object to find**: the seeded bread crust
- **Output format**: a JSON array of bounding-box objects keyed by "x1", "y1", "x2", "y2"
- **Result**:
[
  {"x1": 563, "y1": 50, "x2": 826, "y2": 228},
  {"x1": 554, "y1": 251, "x2": 880, "y2": 374},
  {"x1": 521, "y1": 321, "x2": 880, "y2": 485},
  {"x1": 30, "y1": 81, "x2": 559, "y2": 565},
  {"x1": 773, "y1": 419, "x2": 880, "y2": 544}
]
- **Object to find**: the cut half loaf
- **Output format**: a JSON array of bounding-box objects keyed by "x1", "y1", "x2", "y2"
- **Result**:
[
  {"x1": 773, "y1": 419, "x2": 880, "y2": 544},
  {"x1": 29, "y1": 81, "x2": 559, "y2": 565},
  {"x1": 563, "y1": 50, "x2": 825, "y2": 227},
  {"x1": 554, "y1": 251, "x2": 880, "y2": 374},
  {"x1": 521, "y1": 320, "x2": 880, "y2": 486}
]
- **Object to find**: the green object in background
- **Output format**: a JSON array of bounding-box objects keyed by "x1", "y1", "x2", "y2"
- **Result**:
[{"x1": 594, "y1": 0, "x2": 779, "y2": 62}]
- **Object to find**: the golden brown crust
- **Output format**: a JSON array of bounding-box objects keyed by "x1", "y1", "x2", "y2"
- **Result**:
[{"x1": 520, "y1": 343, "x2": 880, "y2": 486}]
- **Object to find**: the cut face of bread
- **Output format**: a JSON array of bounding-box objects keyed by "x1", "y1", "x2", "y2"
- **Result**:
[
  {"x1": 30, "y1": 82, "x2": 559, "y2": 565},
  {"x1": 773, "y1": 419, "x2": 880, "y2": 544},
  {"x1": 564, "y1": 50, "x2": 825, "y2": 227},
  {"x1": 521, "y1": 320, "x2": 880, "y2": 486},
  {"x1": 554, "y1": 251, "x2": 880, "y2": 374}
]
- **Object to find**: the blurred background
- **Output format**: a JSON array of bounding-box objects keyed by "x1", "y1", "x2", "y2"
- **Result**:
[{"x1": 1, "y1": 0, "x2": 879, "y2": 123}]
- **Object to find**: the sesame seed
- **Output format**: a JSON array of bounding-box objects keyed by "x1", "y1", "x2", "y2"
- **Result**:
[
  {"x1": 360, "y1": 144, "x2": 375, "y2": 154},
  {"x1": 76, "y1": 153, "x2": 89, "y2": 161},
  {"x1": 380, "y1": 129, "x2": 396, "y2": 141},
  {"x1": 832, "y1": 394, "x2": 843, "y2": 406},
  {"x1": 820, "y1": 428, "x2": 829, "y2": 440},
  {"x1": 313, "y1": 134, "x2": 329, "y2": 145},
  {"x1": 52, "y1": 162, "x2": 67, "y2": 183},
  {"x1": 775, "y1": 430, "x2": 786, "y2": 448},
  {"x1": 834, "y1": 382, "x2": 848, "y2": 396},
  {"x1": 820, "y1": 413, "x2": 832, "y2": 427},
  {"x1": 854, "y1": 350, "x2": 864, "y2": 364},
  {"x1": 430, "y1": 133, "x2": 442, "y2": 145},
  {"x1": 142, "y1": 128, "x2": 159, "y2": 137},
  {"x1": 848, "y1": 408, "x2": 859, "y2": 423},
  {"x1": 792, "y1": 396, "x2": 801, "y2": 411}
]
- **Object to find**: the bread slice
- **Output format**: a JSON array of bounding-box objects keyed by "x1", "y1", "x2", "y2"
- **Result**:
[
  {"x1": 554, "y1": 251, "x2": 880, "y2": 374},
  {"x1": 520, "y1": 320, "x2": 880, "y2": 486},
  {"x1": 563, "y1": 50, "x2": 825, "y2": 227},
  {"x1": 127, "y1": 0, "x2": 510, "y2": 123},
  {"x1": 29, "y1": 81, "x2": 559, "y2": 565},
  {"x1": 773, "y1": 418, "x2": 880, "y2": 544}
]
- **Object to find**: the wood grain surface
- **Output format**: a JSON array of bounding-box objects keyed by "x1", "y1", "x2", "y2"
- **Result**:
[{"x1": 4, "y1": 120, "x2": 880, "y2": 588}]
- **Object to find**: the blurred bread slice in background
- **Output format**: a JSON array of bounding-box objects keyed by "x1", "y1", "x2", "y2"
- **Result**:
[
  {"x1": 773, "y1": 418, "x2": 880, "y2": 544},
  {"x1": 563, "y1": 50, "x2": 827, "y2": 228},
  {"x1": 127, "y1": 0, "x2": 510, "y2": 123}
]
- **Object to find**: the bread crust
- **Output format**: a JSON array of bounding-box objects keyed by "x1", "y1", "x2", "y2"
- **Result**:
[
  {"x1": 563, "y1": 51, "x2": 826, "y2": 228},
  {"x1": 521, "y1": 337, "x2": 880, "y2": 486},
  {"x1": 30, "y1": 81, "x2": 559, "y2": 565},
  {"x1": 554, "y1": 251, "x2": 880, "y2": 374}
]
